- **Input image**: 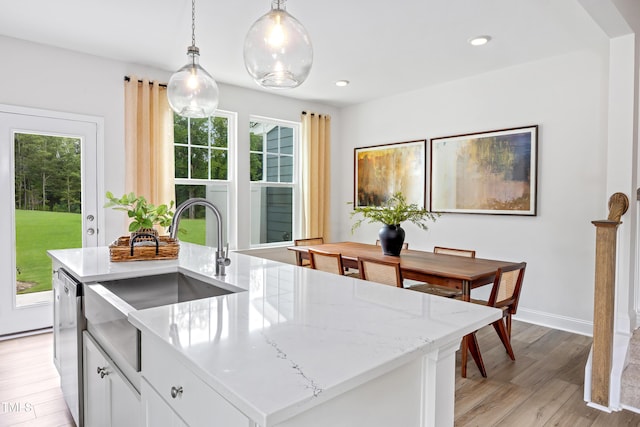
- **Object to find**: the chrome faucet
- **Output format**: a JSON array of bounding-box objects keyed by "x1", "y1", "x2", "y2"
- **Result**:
[{"x1": 169, "y1": 198, "x2": 231, "y2": 276}]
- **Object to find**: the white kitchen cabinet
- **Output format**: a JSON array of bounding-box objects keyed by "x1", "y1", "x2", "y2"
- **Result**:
[
  {"x1": 141, "y1": 335, "x2": 253, "y2": 427},
  {"x1": 141, "y1": 379, "x2": 188, "y2": 427},
  {"x1": 83, "y1": 331, "x2": 142, "y2": 427}
]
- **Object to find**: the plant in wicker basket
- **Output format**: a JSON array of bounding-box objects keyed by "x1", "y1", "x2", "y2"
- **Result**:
[
  {"x1": 104, "y1": 191, "x2": 175, "y2": 236},
  {"x1": 105, "y1": 192, "x2": 180, "y2": 261}
]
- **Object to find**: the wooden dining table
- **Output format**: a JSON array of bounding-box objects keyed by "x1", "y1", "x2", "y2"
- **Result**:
[
  {"x1": 288, "y1": 241, "x2": 521, "y2": 377},
  {"x1": 288, "y1": 241, "x2": 518, "y2": 298}
]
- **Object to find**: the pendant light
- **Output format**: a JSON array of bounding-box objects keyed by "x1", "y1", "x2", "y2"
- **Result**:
[
  {"x1": 167, "y1": 0, "x2": 219, "y2": 118},
  {"x1": 243, "y1": 0, "x2": 313, "y2": 89}
]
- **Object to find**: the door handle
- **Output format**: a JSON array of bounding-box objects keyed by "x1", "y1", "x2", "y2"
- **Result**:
[{"x1": 87, "y1": 228, "x2": 95, "y2": 235}]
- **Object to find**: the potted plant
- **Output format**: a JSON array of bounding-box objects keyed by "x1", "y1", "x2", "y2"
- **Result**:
[
  {"x1": 349, "y1": 192, "x2": 438, "y2": 256},
  {"x1": 104, "y1": 191, "x2": 175, "y2": 239}
]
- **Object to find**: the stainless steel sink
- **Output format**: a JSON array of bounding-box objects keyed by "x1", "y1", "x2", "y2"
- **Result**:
[
  {"x1": 94, "y1": 272, "x2": 235, "y2": 310},
  {"x1": 84, "y1": 272, "x2": 239, "y2": 388}
]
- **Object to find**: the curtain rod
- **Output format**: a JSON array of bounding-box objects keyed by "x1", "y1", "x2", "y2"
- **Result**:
[
  {"x1": 302, "y1": 111, "x2": 330, "y2": 119},
  {"x1": 124, "y1": 76, "x2": 167, "y2": 88}
]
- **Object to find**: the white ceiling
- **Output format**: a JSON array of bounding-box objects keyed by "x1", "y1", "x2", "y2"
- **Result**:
[{"x1": 0, "y1": 0, "x2": 608, "y2": 107}]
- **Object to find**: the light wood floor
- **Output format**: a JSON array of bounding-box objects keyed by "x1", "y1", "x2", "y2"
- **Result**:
[
  {"x1": 1, "y1": 323, "x2": 640, "y2": 427},
  {"x1": 455, "y1": 321, "x2": 640, "y2": 426},
  {"x1": 0, "y1": 332, "x2": 74, "y2": 427}
]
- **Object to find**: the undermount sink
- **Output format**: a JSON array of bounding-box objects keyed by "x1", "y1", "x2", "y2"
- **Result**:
[
  {"x1": 95, "y1": 272, "x2": 235, "y2": 310},
  {"x1": 84, "y1": 272, "x2": 240, "y2": 380}
]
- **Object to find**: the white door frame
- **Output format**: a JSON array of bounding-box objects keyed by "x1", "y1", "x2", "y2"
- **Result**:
[{"x1": 0, "y1": 104, "x2": 104, "y2": 335}]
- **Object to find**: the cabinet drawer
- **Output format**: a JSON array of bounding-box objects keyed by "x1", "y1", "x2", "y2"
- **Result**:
[
  {"x1": 141, "y1": 379, "x2": 187, "y2": 427},
  {"x1": 142, "y1": 335, "x2": 250, "y2": 427}
]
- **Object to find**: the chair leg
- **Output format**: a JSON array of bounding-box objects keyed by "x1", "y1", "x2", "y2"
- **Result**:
[
  {"x1": 506, "y1": 313, "x2": 512, "y2": 338},
  {"x1": 492, "y1": 318, "x2": 515, "y2": 360},
  {"x1": 467, "y1": 331, "x2": 487, "y2": 377},
  {"x1": 461, "y1": 332, "x2": 487, "y2": 378},
  {"x1": 461, "y1": 335, "x2": 468, "y2": 378}
]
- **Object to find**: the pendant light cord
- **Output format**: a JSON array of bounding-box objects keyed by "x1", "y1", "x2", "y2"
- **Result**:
[{"x1": 191, "y1": 0, "x2": 196, "y2": 47}]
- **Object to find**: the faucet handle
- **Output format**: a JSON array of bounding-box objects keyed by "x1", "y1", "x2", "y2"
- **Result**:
[
  {"x1": 223, "y1": 243, "x2": 231, "y2": 265},
  {"x1": 217, "y1": 243, "x2": 231, "y2": 268}
]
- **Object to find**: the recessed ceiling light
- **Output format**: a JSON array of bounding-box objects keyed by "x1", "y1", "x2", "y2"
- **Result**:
[
  {"x1": 468, "y1": 35, "x2": 491, "y2": 46},
  {"x1": 335, "y1": 80, "x2": 350, "y2": 87}
]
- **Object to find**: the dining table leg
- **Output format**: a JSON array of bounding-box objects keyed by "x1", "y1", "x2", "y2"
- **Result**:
[{"x1": 461, "y1": 280, "x2": 471, "y2": 378}]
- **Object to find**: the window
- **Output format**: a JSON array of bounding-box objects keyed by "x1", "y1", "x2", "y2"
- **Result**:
[
  {"x1": 174, "y1": 114, "x2": 229, "y2": 180},
  {"x1": 171, "y1": 112, "x2": 298, "y2": 249},
  {"x1": 174, "y1": 111, "x2": 235, "y2": 246},
  {"x1": 249, "y1": 118, "x2": 299, "y2": 246},
  {"x1": 14, "y1": 133, "x2": 82, "y2": 300}
]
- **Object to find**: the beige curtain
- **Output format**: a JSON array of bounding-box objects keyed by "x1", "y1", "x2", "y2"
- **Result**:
[
  {"x1": 124, "y1": 76, "x2": 174, "y2": 207},
  {"x1": 301, "y1": 112, "x2": 331, "y2": 240}
]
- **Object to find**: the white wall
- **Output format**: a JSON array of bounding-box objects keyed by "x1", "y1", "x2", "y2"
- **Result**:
[
  {"x1": 0, "y1": 31, "x2": 623, "y2": 333},
  {"x1": 336, "y1": 48, "x2": 610, "y2": 333},
  {"x1": 0, "y1": 35, "x2": 339, "y2": 247}
]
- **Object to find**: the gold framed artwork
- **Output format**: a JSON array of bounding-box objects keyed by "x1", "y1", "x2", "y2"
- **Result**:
[
  {"x1": 354, "y1": 140, "x2": 426, "y2": 208},
  {"x1": 430, "y1": 126, "x2": 538, "y2": 215}
]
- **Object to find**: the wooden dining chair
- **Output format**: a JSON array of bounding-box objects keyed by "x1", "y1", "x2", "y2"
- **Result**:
[
  {"x1": 308, "y1": 249, "x2": 345, "y2": 275},
  {"x1": 408, "y1": 246, "x2": 476, "y2": 297},
  {"x1": 357, "y1": 257, "x2": 403, "y2": 287},
  {"x1": 293, "y1": 237, "x2": 324, "y2": 267},
  {"x1": 461, "y1": 262, "x2": 527, "y2": 378},
  {"x1": 375, "y1": 239, "x2": 409, "y2": 250},
  {"x1": 433, "y1": 246, "x2": 476, "y2": 258}
]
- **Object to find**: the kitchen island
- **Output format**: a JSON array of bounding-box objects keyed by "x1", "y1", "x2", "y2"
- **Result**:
[{"x1": 49, "y1": 242, "x2": 501, "y2": 427}]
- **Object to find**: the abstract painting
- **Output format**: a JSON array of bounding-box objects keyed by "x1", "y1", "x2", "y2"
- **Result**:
[
  {"x1": 430, "y1": 126, "x2": 538, "y2": 215},
  {"x1": 354, "y1": 140, "x2": 426, "y2": 208}
]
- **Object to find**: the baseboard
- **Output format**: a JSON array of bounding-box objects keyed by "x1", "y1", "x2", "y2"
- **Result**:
[
  {"x1": 0, "y1": 327, "x2": 52, "y2": 341},
  {"x1": 587, "y1": 402, "x2": 613, "y2": 413},
  {"x1": 622, "y1": 404, "x2": 640, "y2": 415},
  {"x1": 515, "y1": 307, "x2": 593, "y2": 336}
]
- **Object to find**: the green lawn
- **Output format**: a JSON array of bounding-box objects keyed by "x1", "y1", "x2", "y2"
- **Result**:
[
  {"x1": 176, "y1": 218, "x2": 206, "y2": 245},
  {"x1": 16, "y1": 210, "x2": 82, "y2": 294},
  {"x1": 15, "y1": 210, "x2": 207, "y2": 294}
]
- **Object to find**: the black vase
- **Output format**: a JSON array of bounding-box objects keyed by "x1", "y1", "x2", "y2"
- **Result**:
[{"x1": 378, "y1": 224, "x2": 405, "y2": 256}]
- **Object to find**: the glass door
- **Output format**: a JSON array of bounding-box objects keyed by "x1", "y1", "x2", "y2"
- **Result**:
[{"x1": 0, "y1": 109, "x2": 100, "y2": 336}]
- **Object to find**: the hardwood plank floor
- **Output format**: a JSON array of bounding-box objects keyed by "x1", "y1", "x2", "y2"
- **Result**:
[
  {"x1": 1, "y1": 322, "x2": 640, "y2": 426},
  {"x1": 0, "y1": 332, "x2": 75, "y2": 427},
  {"x1": 455, "y1": 321, "x2": 640, "y2": 426}
]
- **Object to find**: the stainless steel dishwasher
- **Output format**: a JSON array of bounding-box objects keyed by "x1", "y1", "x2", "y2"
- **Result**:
[{"x1": 53, "y1": 268, "x2": 85, "y2": 426}]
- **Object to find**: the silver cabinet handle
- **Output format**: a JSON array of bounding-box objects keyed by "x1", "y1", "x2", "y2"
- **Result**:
[
  {"x1": 97, "y1": 366, "x2": 109, "y2": 378},
  {"x1": 170, "y1": 386, "x2": 183, "y2": 399}
]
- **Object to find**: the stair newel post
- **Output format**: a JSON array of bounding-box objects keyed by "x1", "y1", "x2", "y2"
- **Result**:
[{"x1": 591, "y1": 192, "x2": 629, "y2": 407}]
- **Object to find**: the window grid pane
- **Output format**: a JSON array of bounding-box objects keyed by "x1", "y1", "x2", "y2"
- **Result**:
[{"x1": 175, "y1": 116, "x2": 229, "y2": 182}]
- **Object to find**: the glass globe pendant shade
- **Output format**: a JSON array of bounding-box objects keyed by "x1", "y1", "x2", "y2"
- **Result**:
[
  {"x1": 243, "y1": 0, "x2": 313, "y2": 89},
  {"x1": 167, "y1": 46, "x2": 219, "y2": 118}
]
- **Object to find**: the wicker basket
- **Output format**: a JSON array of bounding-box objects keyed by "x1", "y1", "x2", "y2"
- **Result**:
[{"x1": 109, "y1": 235, "x2": 179, "y2": 262}]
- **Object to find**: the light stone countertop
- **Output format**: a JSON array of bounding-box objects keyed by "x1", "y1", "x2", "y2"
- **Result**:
[{"x1": 49, "y1": 242, "x2": 501, "y2": 426}]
